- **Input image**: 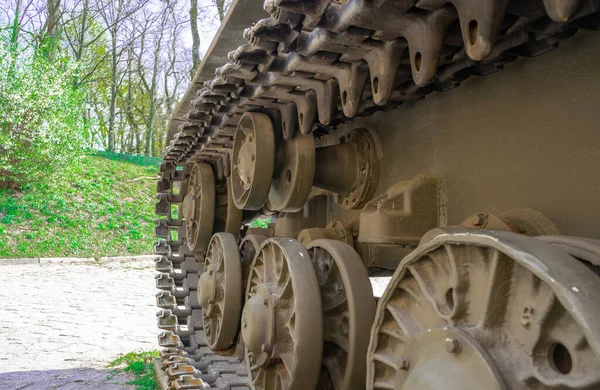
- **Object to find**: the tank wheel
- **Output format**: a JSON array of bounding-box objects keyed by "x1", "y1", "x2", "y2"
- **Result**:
[
  {"x1": 537, "y1": 236, "x2": 600, "y2": 274},
  {"x1": 367, "y1": 227, "x2": 600, "y2": 390},
  {"x1": 307, "y1": 239, "x2": 376, "y2": 390},
  {"x1": 268, "y1": 133, "x2": 315, "y2": 212},
  {"x1": 214, "y1": 179, "x2": 243, "y2": 236},
  {"x1": 241, "y1": 238, "x2": 322, "y2": 390},
  {"x1": 239, "y1": 234, "x2": 268, "y2": 291},
  {"x1": 182, "y1": 162, "x2": 215, "y2": 252},
  {"x1": 460, "y1": 208, "x2": 559, "y2": 236},
  {"x1": 230, "y1": 112, "x2": 275, "y2": 210},
  {"x1": 198, "y1": 233, "x2": 242, "y2": 351}
]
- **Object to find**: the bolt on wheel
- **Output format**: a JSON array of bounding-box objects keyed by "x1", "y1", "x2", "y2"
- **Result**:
[
  {"x1": 198, "y1": 232, "x2": 242, "y2": 351},
  {"x1": 242, "y1": 238, "x2": 323, "y2": 390},
  {"x1": 182, "y1": 162, "x2": 215, "y2": 252},
  {"x1": 367, "y1": 227, "x2": 600, "y2": 390},
  {"x1": 307, "y1": 239, "x2": 376, "y2": 390},
  {"x1": 230, "y1": 112, "x2": 275, "y2": 210}
]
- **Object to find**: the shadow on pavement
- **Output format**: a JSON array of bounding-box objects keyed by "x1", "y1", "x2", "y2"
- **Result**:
[{"x1": 0, "y1": 367, "x2": 134, "y2": 389}]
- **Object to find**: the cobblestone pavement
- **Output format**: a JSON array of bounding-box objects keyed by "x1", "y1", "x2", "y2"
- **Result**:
[{"x1": 0, "y1": 260, "x2": 158, "y2": 389}]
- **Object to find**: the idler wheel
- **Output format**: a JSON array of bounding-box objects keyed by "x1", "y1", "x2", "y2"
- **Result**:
[
  {"x1": 230, "y1": 112, "x2": 275, "y2": 210},
  {"x1": 367, "y1": 227, "x2": 600, "y2": 389},
  {"x1": 198, "y1": 233, "x2": 242, "y2": 351},
  {"x1": 242, "y1": 238, "x2": 323, "y2": 389},
  {"x1": 182, "y1": 162, "x2": 215, "y2": 252},
  {"x1": 268, "y1": 133, "x2": 315, "y2": 212},
  {"x1": 307, "y1": 239, "x2": 376, "y2": 390}
]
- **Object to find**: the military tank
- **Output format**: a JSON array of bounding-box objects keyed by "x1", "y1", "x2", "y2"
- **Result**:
[{"x1": 153, "y1": 0, "x2": 600, "y2": 389}]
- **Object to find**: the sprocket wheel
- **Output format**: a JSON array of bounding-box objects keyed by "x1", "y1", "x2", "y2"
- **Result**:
[
  {"x1": 241, "y1": 238, "x2": 323, "y2": 390},
  {"x1": 198, "y1": 232, "x2": 242, "y2": 351},
  {"x1": 307, "y1": 239, "x2": 376, "y2": 390},
  {"x1": 367, "y1": 227, "x2": 600, "y2": 390},
  {"x1": 182, "y1": 162, "x2": 215, "y2": 252},
  {"x1": 230, "y1": 112, "x2": 275, "y2": 210}
]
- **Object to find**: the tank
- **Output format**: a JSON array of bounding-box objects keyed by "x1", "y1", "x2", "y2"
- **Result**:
[{"x1": 153, "y1": 0, "x2": 600, "y2": 389}]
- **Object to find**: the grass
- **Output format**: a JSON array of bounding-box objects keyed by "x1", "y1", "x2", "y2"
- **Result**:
[
  {"x1": 0, "y1": 151, "x2": 161, "y2": 258},
  {"x1": 108, "y1": 351, "x2": 160, "y2": 390}
]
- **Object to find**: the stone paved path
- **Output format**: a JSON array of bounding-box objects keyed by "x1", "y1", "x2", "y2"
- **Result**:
[{"x1": 0, "y1": 260, "x2": 158, "y2": 389}]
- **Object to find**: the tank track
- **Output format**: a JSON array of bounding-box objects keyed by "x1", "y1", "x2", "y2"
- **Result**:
[
  {"x1": 154, "y1": 163, "x2": 250, "y2": 389},
  {"x1": 155, "y1": 0, "x2": 600, "y2": 388},
  {"x1": 163, "y1": 0, "x2": 600, "y2": 168}
]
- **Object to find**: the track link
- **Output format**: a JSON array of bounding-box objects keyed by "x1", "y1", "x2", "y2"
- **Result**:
[
  {"x1": 154, "y1": 162, "x2": 250, "y2": 389},
  {"x1": 163, "y1": 0, "x2": 600, "y2": 167}
]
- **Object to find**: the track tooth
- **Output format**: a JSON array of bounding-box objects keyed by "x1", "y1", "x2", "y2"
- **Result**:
[
  {"x1": 167, "y1": 363, "x2": 198, "y2": 378},
  {"x1": 155, "y1": 256, "x2": 174, "y2": 272},
  {"x1": 173, "y1": 298, "x2": 193, "y2": 317},
  {"x1": 157, "y1": 309, "x2": 179, "y2": 331},
  {"x1": 160, "y1": 348, "x2": 189, "y2": 360},
  {"x1": 156, "y1": 291, "x2": 177, "y2": 309},
  {"x1": 156, "y1": 273, "x2": 175, "y2": 291},
  {"x1": 155, "y1": 193, "x2": 171, "y2": 216},
  {"x1": 170, "y1": 374, "x2": 211, "y2": 390},
  {"x1": 162, "y1": 355, "x2": 194, "y2": 369},
  {"x1": 155, "y1": 240, "x2": 172, "y2": 255},
  {"x1": 158, "y1": 331, "x2": 183, "y2": 348},
  {"x1": 155, "y1": 220, "x2": 171, "y2": 239},
  {"x1": 157, "y1": 177, "x2": 172, "y2": 193}
]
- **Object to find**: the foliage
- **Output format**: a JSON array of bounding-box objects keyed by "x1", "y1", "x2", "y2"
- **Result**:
[
  {"x1": 250, "y1": 217, "x2": 271, "y2": 229},
  {"x1": 0, "y1": 33, "x2": 88, "y2": 190},
  {"x1": 108, "y1": 350, "x2": 160, "y2": 390},
  {"x1": 0, "y1": 152, "x2": 160, "y2": 258}
]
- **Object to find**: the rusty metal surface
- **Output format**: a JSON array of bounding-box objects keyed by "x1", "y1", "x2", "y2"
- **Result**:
[{"x1": 368, "y1": 228, "x2": 600, "y2": 389}]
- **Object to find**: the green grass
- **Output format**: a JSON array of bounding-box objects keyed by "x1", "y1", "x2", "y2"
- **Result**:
[
  {"x1": 108, "y1": 351, "x2": 160, "y2": 390},
  {"x1": 0, "y1": 151, "x2": 161, "y2": 258}
]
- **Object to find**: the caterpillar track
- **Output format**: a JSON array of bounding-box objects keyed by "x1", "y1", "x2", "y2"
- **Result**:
[{"x1": 153, "y1": 0, "x2": 600, "y2": 389}]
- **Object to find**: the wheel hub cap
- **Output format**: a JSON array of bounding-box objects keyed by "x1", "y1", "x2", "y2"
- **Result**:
[
  {"x1": 241, "y1": 284, "x2": 273, "y2": 367},
  {"x1": 183, "y1": 188, "x2": 196, "y2": 221},
  {"x1": 238, "y1": 138, "x2": 254, "y2": 189},
  {"x1": 197, "y1": 268, "x2": 215, "y2": 315}
]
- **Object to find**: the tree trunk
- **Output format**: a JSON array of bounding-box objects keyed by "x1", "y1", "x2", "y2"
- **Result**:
[{"x1": 189, "y1": 0, "x2": 201, "y2": 73}]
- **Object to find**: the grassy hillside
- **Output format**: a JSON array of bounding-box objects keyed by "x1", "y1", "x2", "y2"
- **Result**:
[{"x1": 0, "y1": 152, "x2": 161, "y2": 258}]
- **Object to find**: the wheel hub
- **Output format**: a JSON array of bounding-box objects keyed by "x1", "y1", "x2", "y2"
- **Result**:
[
  {"x1": 237, "y1": 137, "x2": 254, "y2": 189},
  {"x1": 398, "y1": 328, "x2": 504, "y2": 390},
  {"x1": 182, "y1": 188, "x2": 196, "y2": 221},
  {"x1": 197, "y1": 267, "x2": 215, "y2": 315},
  {"x1": 241, "y1": 284, "x2": 274, "y2": 368}
]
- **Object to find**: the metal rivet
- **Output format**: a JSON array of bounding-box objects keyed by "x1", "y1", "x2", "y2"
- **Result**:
[
  {"x1": 399, "y1": 357, "x2": 410, "y2": 370},
  {"x1": 445, "y1": 338, "x2": 461, "y2": 354}
]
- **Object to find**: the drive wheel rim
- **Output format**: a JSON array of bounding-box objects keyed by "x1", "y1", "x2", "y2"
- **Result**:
[
  {"x1": 367, "y1": 227, "x2": 600, "y2": 390},
  {"x1": 230, "y1": 112, "x2": 275, "y2": 210},
  {"x1": 242, "y1": 238, "x2": 323, "y2": 390},
  {"x1": 182, "y1": 162, "x2": 215, "y2": 252},
  {"x1": 307, "y1": 239, "x2": 376, "y2": 390},
  {"x1": 198, "y1": 232, "x2": 242, "y2": 351}
]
